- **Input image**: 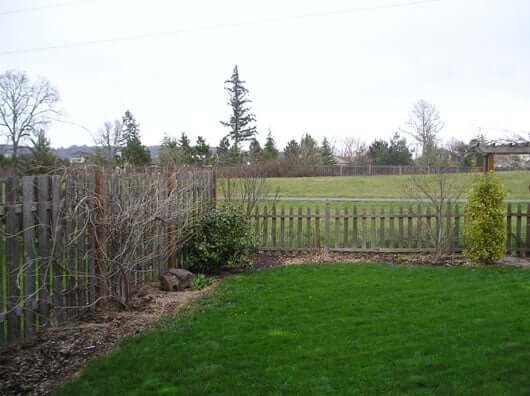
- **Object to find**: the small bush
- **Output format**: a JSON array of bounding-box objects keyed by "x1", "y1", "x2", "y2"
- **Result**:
[
  {"x1": 184, "y1": 206, "x2": 255, "y2": 274},
  {"x1": 191, "y1": 274, "x2": 212, "y2": 290},
  {"x1": 464, "y1": 172, "x2": 507, "y2": 264}
]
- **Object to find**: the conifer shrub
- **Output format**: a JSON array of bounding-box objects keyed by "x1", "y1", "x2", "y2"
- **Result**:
[{"x1": 463, "y1": 172, "x2": 507, "y2": 264}]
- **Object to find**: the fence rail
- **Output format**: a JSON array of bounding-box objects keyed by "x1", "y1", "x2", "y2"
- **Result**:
[
  {"x1": 251, "y1": 203, "x2": 530, "y2": 255},
  {"x1": 0, "y1": 169, "x2": 215, "y2": 347},
  {"x1": 216, "y1": 163, "x2": 482, "y2": 178}
]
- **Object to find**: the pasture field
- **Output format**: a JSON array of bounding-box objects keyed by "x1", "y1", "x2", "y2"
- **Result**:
[
  {"x1": 220, "y1": 170, "x2": 530, "y2": 200},
  {"x1": 58, "y1": 263, "x2": 530, "y2": 395}
]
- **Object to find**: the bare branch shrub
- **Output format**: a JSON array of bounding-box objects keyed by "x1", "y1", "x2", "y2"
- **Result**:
[
  {"x1": 406, "y1": 163, "x2": 466, "y2": 258},
  {"x1": 218, "y1": 165, "x2": 278, "y2": 216}
]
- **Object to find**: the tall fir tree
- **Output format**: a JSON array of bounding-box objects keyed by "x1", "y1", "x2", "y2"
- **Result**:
[
  {"x1": 263, "y1": 130, "x2": 279, "y2": 161},
  {"x1": 220, "y1": 65, "x2": 257, "y2": 157}
]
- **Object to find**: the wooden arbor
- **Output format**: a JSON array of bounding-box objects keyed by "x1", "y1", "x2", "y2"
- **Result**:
[{"x1": 474, "y1": 142, "x2": 530, "y2": 172}]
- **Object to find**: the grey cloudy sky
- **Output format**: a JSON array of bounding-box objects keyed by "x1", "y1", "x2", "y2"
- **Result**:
[{"x1": 1, "y1": 0, "x2": 529, "y2": 149}]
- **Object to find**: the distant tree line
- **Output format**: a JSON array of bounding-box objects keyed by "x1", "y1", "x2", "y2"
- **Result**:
[{"x1": 0, "y1": 68, "x2": 497, "y2": 175}]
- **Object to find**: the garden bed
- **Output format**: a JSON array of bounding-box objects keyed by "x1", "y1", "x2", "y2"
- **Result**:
[{"x1": 0, "y1": 283, "x2": 217, "y2": 396}]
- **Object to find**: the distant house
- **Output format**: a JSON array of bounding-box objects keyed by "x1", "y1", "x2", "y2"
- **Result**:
[{"x1": 69, "y1": 151, "x2": 89, "y2": 164}]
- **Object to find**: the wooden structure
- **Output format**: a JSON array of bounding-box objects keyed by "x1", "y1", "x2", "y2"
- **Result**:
[
  {"x1": 475, "y1": 142, "x2": 530, "y2": 172},
  {"x1": 0, "y1": 169, "x2": 215, "y2": 347},
  {"x1": 252, "y1": 203, "x2": 530, "y2": 255}
]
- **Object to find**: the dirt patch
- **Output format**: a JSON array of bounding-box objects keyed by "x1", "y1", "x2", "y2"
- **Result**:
[{"x1": 0, "y1": 282, "x2": 218, "y2": 396}]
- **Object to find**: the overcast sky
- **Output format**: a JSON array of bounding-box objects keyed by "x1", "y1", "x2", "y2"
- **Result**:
[{"x1": 1, "y1": 0, "x2": 529, "y2": 149}]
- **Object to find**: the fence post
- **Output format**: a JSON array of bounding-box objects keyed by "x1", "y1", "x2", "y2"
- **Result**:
[
  {"x1": 94, "y1": 170, "x2": 107, "y2": 303},
  {"x1": 167, "y1": 173, "x2": 175, "y2": 267}
]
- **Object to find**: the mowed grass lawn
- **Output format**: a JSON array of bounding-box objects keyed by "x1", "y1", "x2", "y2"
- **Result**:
[
  {"x1": 58, "y1": 263, "x2": 530, "y2": 395},
  {"x1": 240, "y1": 171, "x2": 530, "y2": 199}
]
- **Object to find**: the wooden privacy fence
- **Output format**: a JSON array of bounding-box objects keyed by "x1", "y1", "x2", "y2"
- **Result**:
[
  {"x1": 0, "y1": 169, "x2": 215, "y2": 347},
  {"x1": 252, "y1": 203, "x2": 530, "y2": 255},
  {"x1": 216, "y1": 163, "x2": 481, "y2": 178}
]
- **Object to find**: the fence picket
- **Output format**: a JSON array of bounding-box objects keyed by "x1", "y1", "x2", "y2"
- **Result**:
[
  {"x1": 315, "y1": 207, "x2": 320, "y2": 249},
  {"x1": 325, "y1": 203, "x2": 330, "y2": 248},
  {"x1": 6, "y1": 177, "x2": 20, "y2": 342},
  {"x1": 280, "y1": 207, "x2": 285, "y2": 250},
  {"x1": 516, "y1": 204, "x2": 522, "y2": 256},
  {"x1": 23, "y1": 176, "x2": 36, "y2": 339},
  {"x1": 343, "y1": 208, "x2": 349, "y2": 248},
  {"x1": 37, "y1": 176, "x2": 50, "y2": 327}
]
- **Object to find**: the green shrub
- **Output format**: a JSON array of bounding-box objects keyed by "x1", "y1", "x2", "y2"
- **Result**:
[
  {"x1": 463, "y1": 172, "x2": 507, "y2": 264},
  {"x1": 191, "y1": 274, "x2": 212, "y2": 290},
  {"x1": 184, "y1": 206, "x2": 255, "y2": 274}
]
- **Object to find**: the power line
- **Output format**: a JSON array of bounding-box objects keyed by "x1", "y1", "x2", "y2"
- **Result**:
[
  {"x1": 0, "y1": 0, "x2": 442, "y2": 57},
  {"x1": 0, "y1": 0, "x2": 96, "y2": 17}
]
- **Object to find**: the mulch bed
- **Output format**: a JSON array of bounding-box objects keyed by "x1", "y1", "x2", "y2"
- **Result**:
[
  {"x1": 253, "y1": 251, "x2": 468, "y2": 268},
  {"x1": 0, "y1": 283, "x2": 217, "y2": 396}
]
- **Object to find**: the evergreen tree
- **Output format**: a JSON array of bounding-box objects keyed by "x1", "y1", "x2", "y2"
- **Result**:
[
  {"x1": 388, "y1": 132, "x2": 413, "y2": 165},
  {"x1": 28, "y1": 129, "x2": 57, "y2": 173},
  {"x1": 368, "y1": 132, "x2": 413, "y2": 165},
  {"x1": 248, "y1": 138, "x2": 263, "y2": 163},
  {"x1": 178, "y1": 132, "x2": 194, "y2": 164},
  {"x1": 300, "y1": 134, "x2": 320, "y2": 165},
  {"x1": 194, "y1": 136, "x2": 210, "y2": 166},
  {"x1": 220, "y1": 65, "x2": 257, "y2": 154},
  {"x1": 284, "y1": 139, "x2": 301, "y2": 164},
  {"x1": 263, "y1": 130, "x2": 279, "y2": 161},
  {"x1": 216, "y1": 136, "x2": 231, "y2": 165},
  {"x1": 121, "y1": 110, "x2": 140, "y2": 143},
  {"x1": 159, "y1": 135, "x2": 180, "y2": 166},
  {"x1": 320, "y1": 138, "x2": 336, "y2": 165},
  {"x1": 120, "y1": 110, "x2": 150, "y2": 166}
]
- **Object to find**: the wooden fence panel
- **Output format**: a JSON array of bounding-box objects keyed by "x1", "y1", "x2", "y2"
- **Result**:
[
  {"x1": 253, "y1": 204, "x2": 530, "y2": 255},
  {"x1": 0, "y1": 169, "x2": 215, "y2": 348}
]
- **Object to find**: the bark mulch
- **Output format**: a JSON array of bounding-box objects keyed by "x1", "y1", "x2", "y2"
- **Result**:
[
  {"x1": 0, "y1": 283, "x2": 217, "y2": 396},
  {"x1": 253, "y1": 250, "x2": 468, "y2": 268}
]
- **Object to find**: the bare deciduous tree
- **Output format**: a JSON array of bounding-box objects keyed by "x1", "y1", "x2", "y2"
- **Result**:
[
  {"x1": 339, "y1": 138, "x2": 368, "y2": 165},
  {"x1": 95, "y1": 120, "x2": 123, "y2": 163},
  {"x1": 0, "y1": 70, "x2": 59, "y2": 163},
  {"x1": 403, "y1": 100, "x2": 444, "y2": 166}
]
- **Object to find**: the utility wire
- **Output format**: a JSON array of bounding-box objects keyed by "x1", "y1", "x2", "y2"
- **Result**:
[
  {"x1": 0, "y1": 0, "x2": 441, "y2": 56},
  {"x1": 0, "y1": 0, "x2": 97, "y2": 17}
]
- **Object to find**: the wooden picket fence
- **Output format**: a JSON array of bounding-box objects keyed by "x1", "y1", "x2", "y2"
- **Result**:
[
  {"x1": 0, "y1": 169, "x2": 215, "y2": 347},
  {"x1": 252, "y1": 203, "x2": 530, "y2": 255}
]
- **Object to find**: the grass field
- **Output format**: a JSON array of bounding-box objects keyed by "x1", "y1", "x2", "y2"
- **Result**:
[
  {"x1": 58, "y1": 263, "x2": 530, "y2": 395},
  {"x1": 225, "y1": 171, "x2": 530, "y2": 200}
]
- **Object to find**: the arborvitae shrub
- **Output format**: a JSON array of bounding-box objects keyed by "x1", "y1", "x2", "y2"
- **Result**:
[{"x1": 463, "y1": 172, "x2": 507, "y2": 264}]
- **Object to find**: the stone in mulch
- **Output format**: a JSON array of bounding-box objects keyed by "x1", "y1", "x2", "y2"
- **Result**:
[{"x1": 0, "y1": 282, "x2": 217, "y2": 396}]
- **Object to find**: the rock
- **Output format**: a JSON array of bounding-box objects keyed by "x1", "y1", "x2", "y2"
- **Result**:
[
  {"x1": 168, "y1": 268, "x2": 193, "y2": 289},
  {"x1": 160, "y1": 268, "x2": 193, "y2": 291},
  {"x1": 160, "y1": 273, "x2": 181, "y2": 291}
]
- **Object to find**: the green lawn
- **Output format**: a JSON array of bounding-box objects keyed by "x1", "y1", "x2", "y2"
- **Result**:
[
  {"x1": 228, "y1": 171, "x2": 530, "y2": 199},
  {"x1": 58, "y1": 263, "x2": 530, "y2": 395}
]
